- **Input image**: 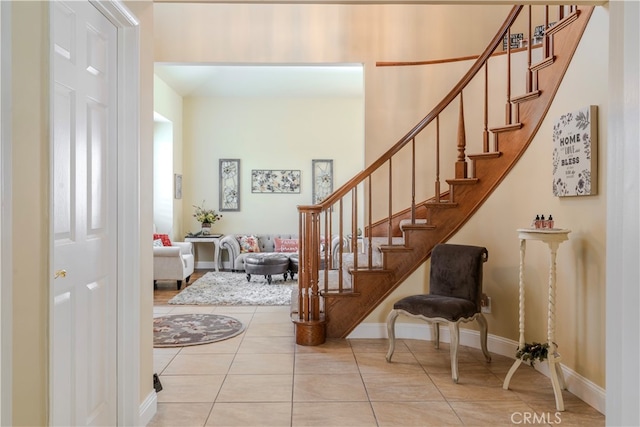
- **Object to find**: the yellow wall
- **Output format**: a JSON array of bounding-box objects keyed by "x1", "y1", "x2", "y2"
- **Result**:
[
  {"x1": 154, "y1": 3, "x2": 608, "y2": 391},
  {"x1": 10, "y1": 2, "x2": 49, "y2": 425}
]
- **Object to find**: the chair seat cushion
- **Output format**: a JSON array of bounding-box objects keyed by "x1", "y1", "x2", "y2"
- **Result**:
[{"x1": 393, "y1": 294, "x2": 477, "y2": 322}]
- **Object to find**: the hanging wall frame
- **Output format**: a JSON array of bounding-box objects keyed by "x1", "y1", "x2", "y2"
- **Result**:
[{"x1": 219, "y1": 159, "x2": 240, "y2": 211}]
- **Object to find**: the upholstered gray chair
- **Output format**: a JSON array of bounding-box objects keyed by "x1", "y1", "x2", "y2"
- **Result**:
[{"x1": 386, "y1": 243, "x2": 491, "y2": 383}]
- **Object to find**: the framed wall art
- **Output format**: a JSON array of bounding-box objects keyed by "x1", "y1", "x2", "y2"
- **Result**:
[
  {"x1": 552, "y1": 105, "x2": 598, "y2": 197},
  {"x1": 251, "y1": 169, "x2": 301, "y2": 193},
  {"x1": 174, "y1": 174, "x2": 182, "y2": 199},
  {"x1": 219, "y1": 159, "x2": 240, "y2": 211},
  {"x1": 312, "y1": 159, "x2": 333, "y2": 204}
]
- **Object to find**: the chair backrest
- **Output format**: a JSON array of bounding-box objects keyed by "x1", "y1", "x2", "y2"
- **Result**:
[{"x1": 429, "y1": 243, "x2": 489, "y2": 309}]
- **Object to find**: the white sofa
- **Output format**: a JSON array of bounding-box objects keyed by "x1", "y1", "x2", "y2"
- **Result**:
[{"x1": 153, "y1": 241, "x2": 195, "y2": 290}]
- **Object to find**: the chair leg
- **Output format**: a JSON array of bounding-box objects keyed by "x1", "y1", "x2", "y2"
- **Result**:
[
  {"x1": 385, "y1": 310, "x2": 399, "y2": 362},
  {"x1": 176, "y1": 280, "x2": 182, "y2": 291},
  {"x1": 477, "y1": 313, "x2": 492, "y2": 362},
  {"x1": 185, "y1": 275, "x2": 191, "y2": 284},
  {"x1": 448, "y1": 322, "x2": 460, "y2": 383},
  {"x1": 153, "y1": 280, "x2": 157, "y2": 290},
  {"x1": 432, "y1": 322, "x2": 440, "y2": 349}
]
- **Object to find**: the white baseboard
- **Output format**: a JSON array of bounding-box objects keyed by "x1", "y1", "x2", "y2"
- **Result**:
[
  {"x1": 194, "y1": 261, "x2": 217, "y2": 269},
  {"x1": 348, "y1": 322, "x2": 605, "y2": 414},
  {"x1": 138, "y1": 390, "x2": 157, "y2": 426}
]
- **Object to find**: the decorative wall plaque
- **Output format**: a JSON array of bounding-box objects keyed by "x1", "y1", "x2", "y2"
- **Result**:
[
  {"x1": 219, "y1": 159, "x2": 240, "y2": 211},
  {"x1": 552, "y1": 105, "x2": 598, "y2": 197},
  {"x1": 251, "y1": 170, "x2": 301, "y2": 193}
]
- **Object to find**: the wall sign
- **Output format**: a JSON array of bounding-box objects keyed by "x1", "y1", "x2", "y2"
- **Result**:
[
  {"x1": 312, "y1": 159, "x2": 333, "y2": 204},
  {"x1": 552, "y1": 105, "x2": 598, "y2": 197}
]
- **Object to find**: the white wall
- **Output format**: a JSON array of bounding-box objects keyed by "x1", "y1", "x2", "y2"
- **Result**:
[{"x1": 153, "y1": 118, "x2": 173, "y2": 235}]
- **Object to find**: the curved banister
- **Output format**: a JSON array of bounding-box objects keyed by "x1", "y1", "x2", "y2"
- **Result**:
[{"x1": 314, "y1": 5, "x2": 523, "y2": 209}]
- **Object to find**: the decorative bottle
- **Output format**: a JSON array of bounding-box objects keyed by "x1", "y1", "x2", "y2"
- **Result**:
[
  {"x1": 534, "y1": 215, "x2": 541, "y2": 229},
  {"x1": 548, "y1": 215, "x2": 554, "y2": 229},
  {"x1": 540, "y1": 215, "x2": 546, "y2": 228}
]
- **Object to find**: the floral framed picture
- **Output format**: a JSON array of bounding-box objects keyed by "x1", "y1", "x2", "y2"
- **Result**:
[
  {"x1": 174, "y1": 174, "x2": 182, "y2": 199},
  {"x1": 552, "y1": 105, "x2": 598, "y2": 197},
  {"x1": 312, "y1": 159, "x2": 333, "y2": 204},
  {"x1": 219, "y1": 159, "x2": 240, "y2": 211},
  {"x1": 251, "y1": 170, "x2": 301, "y2": 193}
]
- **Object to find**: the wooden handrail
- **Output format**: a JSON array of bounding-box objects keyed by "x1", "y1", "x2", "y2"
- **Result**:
[{"x1": 316, "y1": 5, "x2": 523, "y2": 209}]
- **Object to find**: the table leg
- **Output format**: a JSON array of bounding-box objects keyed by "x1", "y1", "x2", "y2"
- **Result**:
[
  {"x1": 213, "y1": 240, "x2": 220, "y2": 272},
  {"x1": 548, "y1": 355, "x2": 565, "y2": 411}
]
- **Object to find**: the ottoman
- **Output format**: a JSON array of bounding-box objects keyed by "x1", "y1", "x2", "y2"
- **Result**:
[
  {"x1": 288, "y1": 253, "x2": 299, "y2": 280},
  {"x1": 245, "y1": 253, "x2": 290, "y2": 284}
]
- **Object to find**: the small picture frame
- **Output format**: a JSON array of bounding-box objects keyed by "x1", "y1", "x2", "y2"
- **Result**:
[
  {"x1": 219, "y1": 159, "x2": 240, "y2": 211},
  {"x1": 174, "y1": 174, "x2": 182, "y2": 199},
  {"x1": 312, "y1": 159, "x2": 333, "y2": 204}
]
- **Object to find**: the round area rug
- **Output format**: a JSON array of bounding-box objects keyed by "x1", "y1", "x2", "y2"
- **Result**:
[{"x1": 153, "y1": 313, "x2": 244, "y2": 348}]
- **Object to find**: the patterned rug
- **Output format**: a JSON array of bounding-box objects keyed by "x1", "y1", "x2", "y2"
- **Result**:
[
  {"x1": 168, "y1": 271, "x2": 295, "y2": 306},
  {"x1": 153, "y1": 313, "x2": 244, "y2": 347}
]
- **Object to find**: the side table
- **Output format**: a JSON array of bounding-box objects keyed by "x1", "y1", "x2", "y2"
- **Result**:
[
  {"x1": 502, "y1": 228, "x2": 571, "y2": 411},
  {"x1": 185, "y1": 235, "x2": 222, "y2": 272}
]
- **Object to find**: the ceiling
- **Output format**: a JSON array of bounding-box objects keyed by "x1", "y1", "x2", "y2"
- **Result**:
[{"x1": 154, "y1": 64, "x2": 364, "y2": 98}]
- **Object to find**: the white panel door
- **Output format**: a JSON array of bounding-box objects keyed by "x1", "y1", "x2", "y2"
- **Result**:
[{"x1": 51, "y1": 1, "x2": 118, "y2": 425}]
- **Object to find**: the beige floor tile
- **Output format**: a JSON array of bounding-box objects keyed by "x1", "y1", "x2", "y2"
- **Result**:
[
  {"x1": 349, "y1": 338, "x2": 410, "y2": 353},
  {"x1": 526, "y1": 398, "x2": 604, "y2": 426},
  {"x1": 154, "y1": 354, "x2": 176, "y2": 375},
  {"x1": 414, "y1": 349, "x2": 493, "y2": 376},
  {"x1": 212, "y1": 305, "x2": 258, "y2": 314},
  {"x1": 255, "y1": 305, "x2": 291, "y2": 313},
  {"x1": 206, "y1": 402, "x2": 292, "y2": 427},
  {"x1": 163, "y1": 353, "x2": 235, "y2": 375},
  {"x1": 294, "y1": 338, "x2": 352, "y2": 353},
  {"x1": 372, "y1": 401, "x2": 463, "y2": 426},
  {"x1": 355, "y1": 351, "x2": 425, "y2": 375},
  {"x1": 244, "y1": 321, "x2": 295, "y2": 337},
  {"x1": 216, "y1": 374, "x2": 293, "y2": 402},
  {"x1": 238, "y1": 336, "x2": 296, "y2": 354},
  {"x1": 361, "y1": 373, "x2": 445, "y2": 402},
  {"x1": 449, "y1": 400, "x2": 538, "y2": 426},
  {"x1": 148, "y1": 402, "x2": 213, "y2": 427},
  {"x1": 154, "y1": 347, "x2": 182, "y2": 357},
  {"x1": 294, "y1": 352, "x2": 359, "y2": 374},
  {"x1": 166, "y1": 306, "x2": 217, "y2": 314},
  {"x1": 157, "y1": 375, "x2": 225, "y2": 403},
  {"x1": 251, "y1": 311, "x2": 292, "y2": 323},
  {"x1": 291, "y1": 402, "x2": 377, "y2": 427},
  {"x1": 430, "y1": 372, "x2": 521, "y2": 402},
  {"x1": 293, "y1": 374, "x2": 368, "y2": 402},
  {"x1": 179, "y1": 335, "x2": 244, "y2": 355},
  {"x1": 228, "y1": 353, "x2": 294, "y2": 375}
]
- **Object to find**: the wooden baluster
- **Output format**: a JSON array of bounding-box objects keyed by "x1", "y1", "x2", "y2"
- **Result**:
[
  {"x1": 338, "y1": 198, "x2": 344, "y2": 291},
  {"x1": 310, "y1": 209, "x2": 320, "y2": 321},
  {"x1": 558, "y1": 5, "x2": 565, "y2": 21},
  {"x1": 455, "y1": 92, "x2": 467, "y2": 180},
  {"x1": 505, "y1": 26, "x2": 512, "y2": 124},
  {"x1": 367, "y1": 176, "x2": 373, "y2": 267},
  {"x1": 526, "y1": 5, "x2": 532, "y2": 94},
  {"x1": 298, "y1": 210, "x2": 305, "y2": 320},
  {"x1": 435, "y1": 115, "x2": 441, "y2": 204},
  {"x1": 483, "y1": 64, "x2": 489, "y2": 153},
  {"x1": 543, "y1": 6, "x2": 549, "y2": 60},
  {"x1": 352, "y1": 187, "x2": 358, "y2": 271},
  {"x1": 411, "y1": 137, "x2": 416, "y2": 223},
  {"x1": 388, "y1": 159, "x2": 393, "y2": 245}
]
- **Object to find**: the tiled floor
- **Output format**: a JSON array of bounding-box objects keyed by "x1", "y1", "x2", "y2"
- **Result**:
[{"x1": 150, "y1": 304, "x2": 604, "y2": 426}]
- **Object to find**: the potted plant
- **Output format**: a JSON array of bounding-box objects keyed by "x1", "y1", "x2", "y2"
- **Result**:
[
  {"x1": 515, "y1": 341, "x2": 551, "y2": 367},
  {"x1": 193, "y1": 201, "x2": 222, "y2": 235}
]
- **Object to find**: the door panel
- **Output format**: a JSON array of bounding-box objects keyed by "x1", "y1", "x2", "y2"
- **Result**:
[{"x1": 52, "y1": 1, "x2": 118, "y2": 425}]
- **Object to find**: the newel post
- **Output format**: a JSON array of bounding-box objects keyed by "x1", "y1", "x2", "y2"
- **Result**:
[{"x1": 293, "y1": 205, "x2": 326, "y2": 345}]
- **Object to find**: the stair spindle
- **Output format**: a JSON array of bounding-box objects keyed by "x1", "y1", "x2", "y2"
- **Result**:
[{"x1": 455, "y1": 92, "x2": 468, "y2": 179}]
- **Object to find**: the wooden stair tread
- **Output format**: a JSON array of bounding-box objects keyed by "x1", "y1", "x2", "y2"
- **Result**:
[
  {"x1": 546, "y1": 10, "x2": 579, "y2": 36},
  {"x1": 425, "y1": 200, "x2": 458, "y2": 208},
  {"x1": 446, "y1": 178, "x2": 479, "y2": 185},
  {"x1": 400, "y1": 223, "x2": 436, "y2": 231},
  {"x1": 468, "y1": 152, "x2": 502, "y2": 160},
  {"x1": 531, "y1": 56, "x2": 555, "y2": 72},
  {"x1": 511, "y1": 90, "x2": 541, "y2": 103},
  {"x1": 490, "y1": 123, "x2": 523, "y2": 133}
]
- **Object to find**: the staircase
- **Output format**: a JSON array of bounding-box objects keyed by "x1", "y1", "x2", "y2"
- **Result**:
[{"x1": 293, "y1": 4, "x2": 594, "y2": 345}]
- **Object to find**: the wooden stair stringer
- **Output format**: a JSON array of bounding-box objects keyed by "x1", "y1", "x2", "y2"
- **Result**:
[{"x1": 322, "y1": 6, "x2": 595, "y2": 340}]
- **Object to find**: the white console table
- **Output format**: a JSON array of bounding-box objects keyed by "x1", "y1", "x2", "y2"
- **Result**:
[
  {"x1": 502, "y1": 228, "x2": 571, "y2": 411},
  {"x1": 185, "y1": 235, "x2": 222, "y2": 271}
]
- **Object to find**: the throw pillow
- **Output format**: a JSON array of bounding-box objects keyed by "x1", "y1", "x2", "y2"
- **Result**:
[
  {"x1": 237, "y1": 235, "x2": 260, "y2": 253},
  {"x1": 153, "y1": 233, "x2": 172, "y2": 247},
  {"x1": 153, "y1": 239, "x2": 164, "y2": 247},
  {"x1": 275, "y1": 238, "x2": 298, "y2": 253}
]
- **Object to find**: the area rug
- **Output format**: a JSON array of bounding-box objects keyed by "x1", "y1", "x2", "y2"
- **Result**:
[
  {"x1": 168, "y1": 271, "x2": 296, "y2": 306},
  {"x1": 153, "y1": 313, "x2": 244, "y2": 347}
]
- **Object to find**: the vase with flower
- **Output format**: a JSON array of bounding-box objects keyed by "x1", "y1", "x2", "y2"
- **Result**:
[{"x1": 193, "y1": 201, "x2": 222, "y2": 235}]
